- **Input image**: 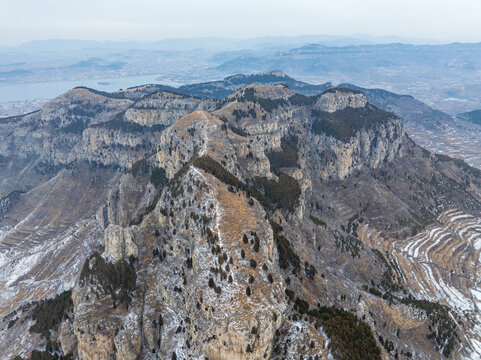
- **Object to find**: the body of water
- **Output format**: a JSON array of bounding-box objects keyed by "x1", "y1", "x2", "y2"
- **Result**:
[{"x1": 0, "y1": 74, "x2": 181, "y2": 103}]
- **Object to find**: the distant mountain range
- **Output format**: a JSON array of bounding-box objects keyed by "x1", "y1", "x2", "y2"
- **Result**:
[
  {"x1": 13, "y1": 34, "x2": 443, "y2": 52},
  {"x1": 213, "y1": 42, "x2": 481, "y2": 114},
  {"x1": 215, "y1": 42, "x2": 481, "y2": 73},
  {"x1": 2, "y1": 38, "x2": 481, "y2": 113},
  {"x1": 457, "y1": 109, "x2": 481, "y2": 125}
]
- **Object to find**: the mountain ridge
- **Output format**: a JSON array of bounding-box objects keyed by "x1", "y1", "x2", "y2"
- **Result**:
[{"x1": 1, "y1": 77, "x2": 481, "y2": 359}]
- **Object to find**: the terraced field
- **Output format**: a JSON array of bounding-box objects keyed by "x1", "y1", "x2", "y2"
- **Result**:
[
  {"x1": 361, "y1": 208, "x2": 481, "y2": 358},
  {"x1": 0, "y1": 166, "x2": 120, "y2": 313},
  {"x1": 405, "y1": 119, "x2": 481, "y2": 170}
]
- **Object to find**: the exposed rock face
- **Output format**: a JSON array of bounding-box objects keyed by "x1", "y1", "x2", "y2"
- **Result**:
[
  {"x1": 71, "y1": 166, "x2": 287, "y2": 360},
  {"x1": 150, "y1": 168, "x2": 285, "y2": 359},
  {"x1": 0, "y1": 166, "x2": 118, "y2": 360},
  {"x1": 0, "y1": 89, "x2": 206, "y2": 169},
  {"x1": 65, "y1": 85, "x2": 407, "y2": 360},
  {"x1": 3, "y1": 80, "x2": 481, "y2": 360},
  {"x1": 59, "y1": 319, "x2": 78, "y2": 356},
  {"x1": 104, "y1": 225, "x2": 138, "y2": 262},
  {"x1": 99, "y1": 174, "x2": 157, "y2": 230},
  {"x1": 72, "y1": 297, "x2": 143, "y2": 360},
  {"x1": 124, "y1": 91, "x2": 205, "y2": 127},
  {"x1": 310, "y1": 117, "x2": 404, "y2": 180},
  {"x1": 40, "y1": 88, "x2": 133, "y2": 126},
  {"x1": 316, "y1": 88, "x2": 367, "y2": 112}
]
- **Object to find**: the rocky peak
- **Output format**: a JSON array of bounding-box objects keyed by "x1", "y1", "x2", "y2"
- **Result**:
[
  {"x1": 123, "y1": 90, "x2": 206, "y2": 128},
  {"x1": 315, "y1": 88, "x2": 367, "y2": 112},
  {"x1": 40, "y1": 87, "x2": 133, "y2": 125},
  {"x1": 228, "y1": 84, "x2": 294, "y2": 101},
  {"x1": 268, "y1": 70, "x2": 287, "y2": 77},
  {"x1": 103, "y1": 224, "x2": 138, "y2": 262}
]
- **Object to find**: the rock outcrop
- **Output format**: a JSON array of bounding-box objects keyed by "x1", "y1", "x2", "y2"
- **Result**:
[
  {"x1": 316, "y1": 88, "x2": 367, "y2": 112},
  {"x1": 124, "y1": 91, "x2": 205, "y2": 127},
  {"x1": 103, "y1": 225, "x2": 138, "y2": 262},
  {"x1": 310, "y1": 116, "x2": 404, "y2": 180}
]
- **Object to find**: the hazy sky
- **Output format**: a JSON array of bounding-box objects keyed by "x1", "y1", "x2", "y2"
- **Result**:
[{"x1": 1, "y1": 0, "x2": 481, "y2": 46}]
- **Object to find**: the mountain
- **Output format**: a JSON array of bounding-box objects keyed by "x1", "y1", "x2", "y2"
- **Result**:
[
  {"x1": 2, "y1": 80, "x2": 481, "y2": 359},
  {"x1": 216, "y1": 42, "x2": 481, "y2": 75},
  {"x1": 214, "y1": 42, "x2": 481, "y2": 114},
  {"x1": 14, "y1": 35, "x2": 438, "y2": 53},
  {"x1": 176, "y1": 70, "x2": 332, "y2": 99},
  {"x1": 337, "y1": 83, "x2": 453, "y2": 127},
  {"x1": 457, "y1": 110, "x2": 481, "y2": 125},
  {"x1": 4, "y1": 40, "x2": 481, "y2": 114},
  {"x1": 168, "y1": 71, "x2": 481, "y2": 171}
]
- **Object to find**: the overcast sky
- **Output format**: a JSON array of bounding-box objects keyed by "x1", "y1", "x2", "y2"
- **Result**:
[{"x1": 1, "y1": 0, "x2": 481, "y2": 46}]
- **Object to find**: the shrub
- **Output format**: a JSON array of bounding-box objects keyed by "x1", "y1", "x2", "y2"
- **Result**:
[
  {"x1": 369, "y1": 287, "x2": 383, "y2": 297},
  {"x1": 193, "y1": 156, "x2": 272, "y2": 211},
  {"x1": 59, "y1": 118, "x2": 87, "y2": 134},
  {"x1": 130, "y1": 159, "x2": 150, "y2": 176},
  {"x1": 130, "y1": 159, "x2": 167, "y2": 189},
  {"x1": 308, "y1": 305, "x2": 381, "y2": 360},
  {"x1": 267, "y1": 136, "x2": 298, "y2": 169},
  {"x1": 229, "y1": 125, "x2": 248, "y2": 136},
  {"x1": 254, "y1": 173, "x2": 300, "y2": 211},
  {"x1": 311, "y1": 104, "x2": 394, "y2": 142},
  {"x1": 29, "y1": 291, "x2": 73, "y2": 340},
  {"x1": 237, "y1": 88, "x2": 288, "y2": 112},
  {"x1": 401, "y1": 298, "x2": 458, "y2": 356},
  {"x1": 270, "y1": 221, "x2": 300, "y2": 271},
  {"x1": 295, "y1": 297, "x2": 310, "y2": 314},
  {"x1": 94, "y1": 113, "x2": 165, "y2": 133},
  {"x1": 285, "y1": 288, "x2": 295, "y2": 300},
  {"x1": 288, "y1": 93, "x2": 317, "y2": 106},
  {"x1": 150, "y1": 167, "x2": 167, "y2": 188},
  {"x1": 310, "y1": 215, "x2": 327, "y2": 227},
  {"x1": 80, "y1": 252, "x2": 137, "y2": 309}
]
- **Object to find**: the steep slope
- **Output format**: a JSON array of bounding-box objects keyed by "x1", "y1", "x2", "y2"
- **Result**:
[
  {"x1": 1, "y1": 83, "x2": 481, "y2": 360},
  {"x1": 336, "y1": 84, "x2": 481, "y2": 169}
]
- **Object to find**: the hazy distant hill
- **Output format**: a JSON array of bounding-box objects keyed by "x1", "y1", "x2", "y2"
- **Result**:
[
  {"x1": 177, "y1": 70, "x2": 332, "y2": 98},
  {"x1": 2, "y1": 39, "x2": 481, "y2": 113},
  {"x1": 457, "y1": 109, "x2": 481, "y2": 125},
  {"x1": 215, "y1": 42, "x2": 481, "y2": 114},
  {"x1": 338, "y1": 83, "x2": 453, "y2": 128},
  {"x1": 216, "y1": 42, "x2": 481, "y2": 75}
]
